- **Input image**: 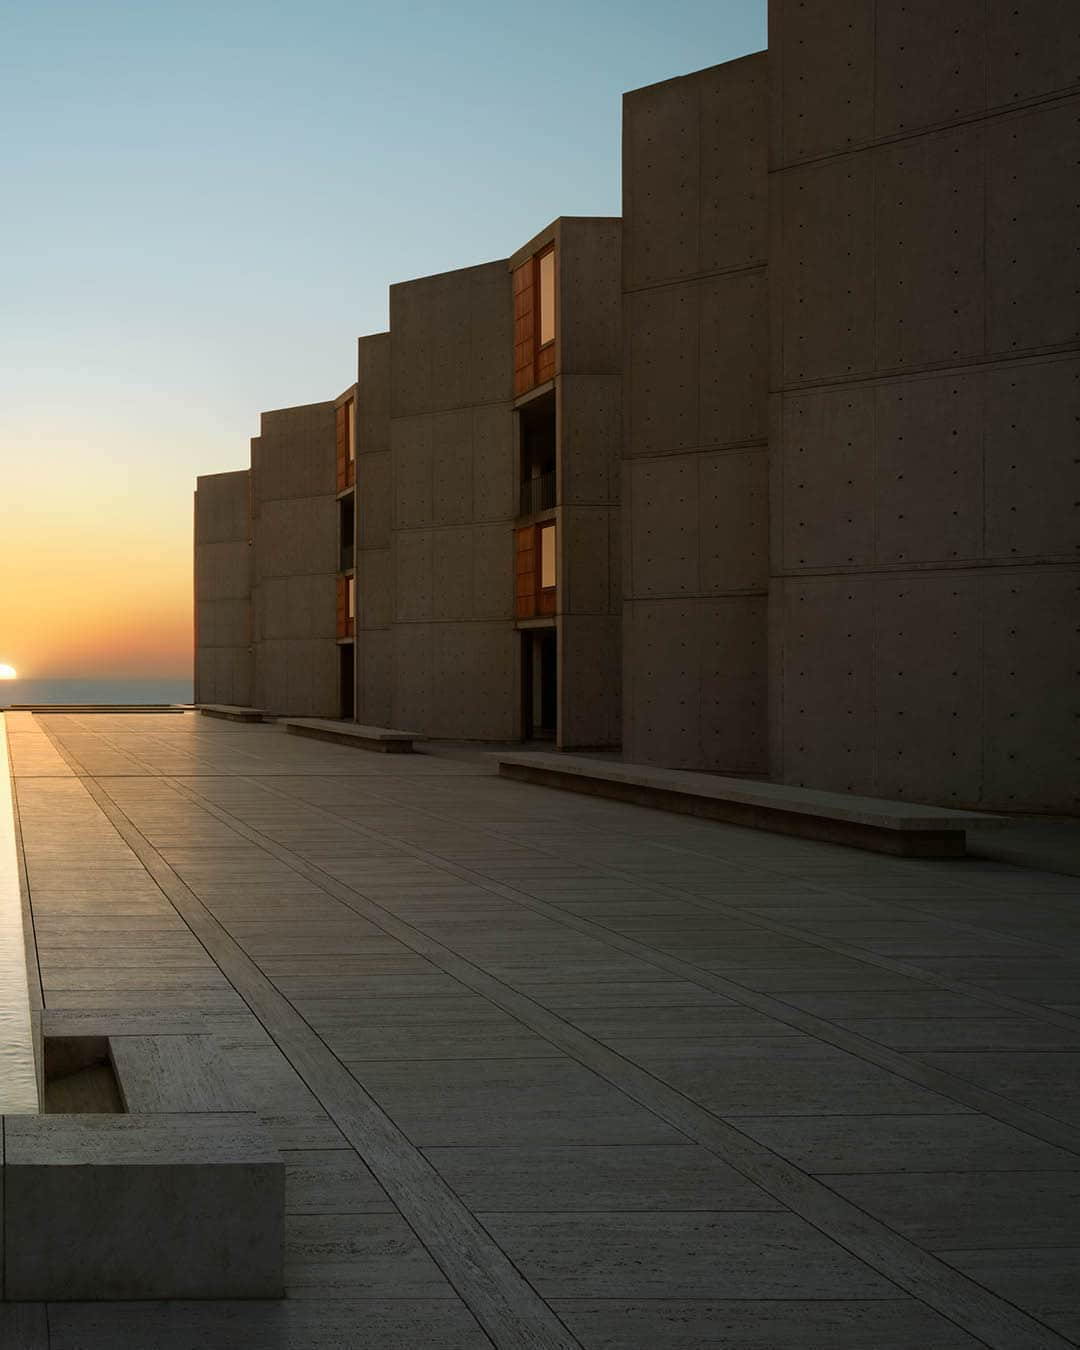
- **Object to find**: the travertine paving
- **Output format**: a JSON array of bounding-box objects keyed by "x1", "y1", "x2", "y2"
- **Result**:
[{"x1": 5, "y1": 710, "x2": 1080, "y2": 1349}]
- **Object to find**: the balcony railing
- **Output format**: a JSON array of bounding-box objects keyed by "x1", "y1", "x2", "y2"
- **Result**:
[
  {"x1": 340, "y1": 544, "x2": 354, "y2": 573},
  {"x1": 519, "y1": 470, "x2": 556, "y2": 517}
]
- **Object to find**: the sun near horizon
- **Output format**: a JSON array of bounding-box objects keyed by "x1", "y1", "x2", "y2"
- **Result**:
[{"x1": 0, "y1": 665, "x2": 16, "y2": 679}]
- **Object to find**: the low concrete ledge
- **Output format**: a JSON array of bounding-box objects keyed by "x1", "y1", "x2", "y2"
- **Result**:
[
  {"x1": 497, "y1": 753, "x2": 1010, "y2": 857},
  {"x1": 3, "y1": 1112, "x2": 284, "y2": 1300},
  {"x1": 8, "y1": 705, "x2": 186, "y2": 715},
  {"x1": 196, "y1": 704, "x2": 266, "y2": 722},
  {"x1": 282, "y1": 718, "x2": 423, "y2": 753}
]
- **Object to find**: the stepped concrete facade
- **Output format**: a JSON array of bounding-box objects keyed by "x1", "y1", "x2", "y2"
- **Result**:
[{"x1": 195, "y1": 0, "x2": 1078, "y2": 812}]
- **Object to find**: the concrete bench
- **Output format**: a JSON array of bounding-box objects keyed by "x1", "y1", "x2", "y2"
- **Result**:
[
  {"x1": 3, "y1": 1012, "x2": 284, "y2": 1301},
  {"x1": 197, "y1": 703, "x2": 266, "y2": 722},
  {"x1": 282, "y1": 718, "x2": 423, "y2": 753},
  {"x1": 497, "y1": 752, "x2": 1009, "y2": 858}
]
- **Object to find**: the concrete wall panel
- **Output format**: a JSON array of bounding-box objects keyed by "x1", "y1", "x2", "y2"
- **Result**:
[
  {"x1": 622, "y1": 600, "x2": 701, "y2": 765},
  {"x1": 471, "y1": 404, "x2": 514, "y2": 521},
  {"x1": 560, "y1": 616, "x2": 621, "y2": 749},
  {"x1": 700, "y1": 597, "x2": 768, "y2": 771},
  {"x1": 259, "y1": 575, "x2": 335, "y2": 641},
  {"x1": 874, "y1": 0, "x2": 986, "y2": 137},
  {"x1": 982, "y1": 570, "x2": 1080, "y2": 810},
  {"x1": 195, "y1": 472, "x2": 248, "y2": 545},
  {"x1": 431, "y1": 410, "x2": 473, "y2": 527},
  {"x1": 780, "y1": 156, "x2": 875, "y2": 383},
  {"x1": 699, "y1": 268, "x2": 768, "y2": 447},
  {"x1": 780, "y1": 579, "x2": 876, "y2": 792},
  {"x1": 359, "y1": 629, "x2": 394, "y2": 729},
  {"x1": 780, "y1": 387, "x2": 875, "y2": 570},
  {"x1": 700, "y1": 54, "x2": 768, "y2": 271},
  {"x1": 874, "y1": 124, "x2": 985, "y2": 370},
  {"x1": 469, "y1": 262, "x2": 514, "y2": 406},
  {"x1": 430, "y1": 528, "x2": 471, "y2": 622},
  {"x1": 559, "y1": 219, "x2": 622, "y2": 375},
  {"x1": 699, "y1": 450, "x2": 768, "y2": 593},
  {"x1": 622, "y1": 76, "x2": 699, "y2": 289},
  {"x1": 255, "y1": 404, "x2": 336, "y2": 503},
  {"x1": 625, "y1": 283, "x2": 698, "y2": 457},
  {"x1": 563, "y1": 507, "x2": 612, "y2": 616},
  {"x1": 987, "y1": 100, "x2": 1080, "y2": 354},
  {"x1": 874, "y1": 373, "x2": 982, "y2": 564},
  {"x1": 985, "y1": 357, "x2": 1080, "y2": 559},
  {"x1": 986, "y1": 0, "x2": 1080, "y2": 107},
  {"x1": 357, "y1": 549, "x2": 392, "y2": 630},
  {"x1": 473, "y1": 524, "x2": 514, "y2": 620},
  {"x1": 357, "y1": 333, "x2": 391, "y2": 452},
  {"x1": 874, "y1": 575, "x2": 982, "y2": 804},
  {"x1": 392, "y1": 415, "x2": 433, "y2": 529},
  {"x1": 392, "y1": 625, "x2": 432, "y2": 732},
  {"x1": 359, "y1": 451, "x2": 392, "y2": 550},
  {"x1": 394, "y1": 531, "x2": 433, "y2": 622},
  {"x1": 195, "y1": 541, "x2": 249, "y2": 602},
  {"x1": 776, "y1": 0, "x2": 874, "y2": 164},
  {"x1": 627, "y1": 456, "x2": 698, "y2": 597},
  {"x1": 255, "y1": 498, "x2": 337, "y2": 578},
  {"x1": 560, "y1": 374, "x2": 621, "y2": 506}
]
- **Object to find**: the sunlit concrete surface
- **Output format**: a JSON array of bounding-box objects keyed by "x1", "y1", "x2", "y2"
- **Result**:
[
  {"x1": 4, "y1": 709, "x2": 1080, "y2": 1349},
  {"x1": 0, "y1": 715, "x2": 41, "y2": 1113}
]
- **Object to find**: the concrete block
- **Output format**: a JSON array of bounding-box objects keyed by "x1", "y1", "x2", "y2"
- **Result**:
[
  {"x1": 699, "y1": 449, "x2": 768, "y2": 592},
  {"x1": 430, "y1": 410, "x2": 473, "y2": 526},
  {"x1": 255, "y1": 403, "x2": 336, "y2": 503},
  {"x1": 780, "y1": 156, "x2": 875, "y2": 383},
  {"x1": 625, "y1": 282, "x2": 698, "y2": 456},
  {"x1": 256, "y1": 497, "x2": 337, "y2": 578},
  {"x1": 700, "y1": 596, "x2": 768, "y2": 772},
  {"x1": 195, "y1": 541, "x2": 249, "y2": 602},
  {"x1": 394, "y1": 530, "x2": 433, "y2": 622},
  {"x1": 984, "y1": 356, "x2": 1080, "y2": 559},
  {"x1": 775, "y1": 0, "x2": 874, "y2": 164},
  {"x1": 472, "y1": 403, "x2": 515, "y2": 521},
  {"x1": 874, "y1": 0, "x2": 986, "y2": 137},
  {"x1": 428, "y1": 624, "x2": 516, "y2": 740},
  {"x1": 780, "y1": 578, "x2": 875, "y2": 793},
  {"x1": 627, "y1": 456, "x2": 698, "y2": 597},
  {"x1": 3, "y1": 1113, "x2": 283, "y2": 1300},
  {"x1": 780, "y1": 387, "x2": 875, "y2": 569},
  {"x1": 700, "y1": 54, "x2": 768, "y2": 272},
  {"x1": 987, "y1": 100, "x2": 1080, "y2": 355},
  {"x1": 982, "y1": 570, "x2": 1080, "y2": 812},
  {"x1": 987, "y1": 0, "x2": 1080, "y2": 107},
  {"x1": 391, "y1": 415, "x2": 433, "y2": 528},
  {"x1": 388, "y1": 280, "x2": 433, "y2": 418},
  {"x1": 623, "y1": 74, "x2": 699, "y2": 289},
  {"x1": 874, "y1": 372, "x2": 982, "y2": 564},
  {"x1": 699, "y1": 268, "x2": 767, "y2": 448},
  {"x1": 874, "y1": 123, "x2": 985, "y2": 370},
  {"x1": 286, "y1": 641, "x2": 338, "y2": 719},
  {"x1": 873, "y1": 575, "x2": 982, "y2": 804},
  {"x1": 559, "y1": 374, "x2": 621, "y2": 506}
]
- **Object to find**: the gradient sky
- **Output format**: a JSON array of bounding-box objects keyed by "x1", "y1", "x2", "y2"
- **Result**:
[{"x1": 0, "y1": 0, "x2": 766, "y2": 680}]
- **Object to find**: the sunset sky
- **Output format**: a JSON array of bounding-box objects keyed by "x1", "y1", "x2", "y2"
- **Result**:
[{"x1": 0, "y1": 0, "x2": 765, "y2": 681}]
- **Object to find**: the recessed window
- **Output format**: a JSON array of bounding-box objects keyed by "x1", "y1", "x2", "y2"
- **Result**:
[
  {"x1": 539, "y1": 522, "x2": 556, "y2": 590},
  {"x1": 538, "y1": 249, "x2": 555, "y2": 347},
  {"x1": 347, "y1": 400, "x2": 356, "y2": 462}
]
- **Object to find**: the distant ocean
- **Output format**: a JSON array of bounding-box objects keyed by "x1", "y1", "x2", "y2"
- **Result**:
[{"x1": 0, "y1": 678, "x2": 192, "y2": 709}]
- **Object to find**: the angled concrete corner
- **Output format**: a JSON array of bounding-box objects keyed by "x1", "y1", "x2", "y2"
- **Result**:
[{"x1": 3, "y1": 1112, "x2": 283, "y2": 1301}]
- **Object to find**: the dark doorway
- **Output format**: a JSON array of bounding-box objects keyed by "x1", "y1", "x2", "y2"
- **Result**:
[
  {"x1": 522, "y1": 628, "x2": 557, "y2": 740},
  {"x1": 339, "y1": 643, "x2": 355, "y2": 721}
]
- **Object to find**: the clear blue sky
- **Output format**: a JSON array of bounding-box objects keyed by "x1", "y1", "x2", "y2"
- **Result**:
[{"x1": 0, "y1": 0, "x2": 765, "y2": 678}]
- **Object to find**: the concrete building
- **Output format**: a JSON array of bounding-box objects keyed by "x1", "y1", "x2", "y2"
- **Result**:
[
  {"x1": 196, "y1": 0, "x2": 1078, "y2": 813},
  {"x1": 193, "y1": 469, "x2": 252, "y2": 707}
]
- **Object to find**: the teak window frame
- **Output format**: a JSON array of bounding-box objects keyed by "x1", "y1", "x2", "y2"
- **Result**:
[
  {"x1": 515, "y1": 519, "x2": 557, "y2": 620},
  {"x1": 536, "y1": 245, "x2": 556, "y2": 351}
]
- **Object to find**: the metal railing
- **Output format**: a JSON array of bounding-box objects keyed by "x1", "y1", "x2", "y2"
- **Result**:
[{"x1": 519, "y1": 469, "x2": 556, "y2": 517}]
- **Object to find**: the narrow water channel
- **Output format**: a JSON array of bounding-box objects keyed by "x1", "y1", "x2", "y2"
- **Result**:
[{"x1": 0, "y1": 716, "x2": 41, "y2": 1113}]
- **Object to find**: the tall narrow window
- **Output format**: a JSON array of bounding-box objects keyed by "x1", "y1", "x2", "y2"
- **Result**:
[
  {"x1": 539, "y1": 522, "x2": 556, "y2": 590},
  {"x1": 537, "y1": 248, "x2": 555, "y2": 347},
  {"x1": 348, "y1": 399, "x2": 356, "y2": 462}
]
